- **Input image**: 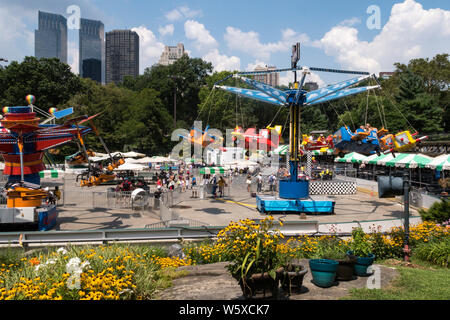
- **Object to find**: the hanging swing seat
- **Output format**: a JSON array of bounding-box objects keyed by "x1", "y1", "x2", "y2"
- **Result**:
[
  {"x1": 333, "y1": 126, "x2": 380, "y2": 155},
  {"x1": 380, "y1": 130, "x2": 428, "y2": 154}
]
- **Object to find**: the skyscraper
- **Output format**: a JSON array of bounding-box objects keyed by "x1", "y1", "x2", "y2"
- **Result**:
[
  {"x1": 35, "y1": 11, "x2": 68, "y2": 63},
  {"x1": 105, "y1": 30, "x2": 139, "y2": 84},
  {"x1": 159, "y1": 43, "x2": 186, "y2": 66},
  {"x1": 79, "y1": 18, "x2": 105, "y2": 83}
]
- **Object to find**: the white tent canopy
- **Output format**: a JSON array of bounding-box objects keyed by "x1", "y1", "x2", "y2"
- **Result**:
[
  {"x1": 114, "y1": 163, "x2": 146, "y2": 171},
  {"x1": 148, "y1": 156, "x2": 174, "y2": 163},
  {"x1": 126, "y1": 156, "x2": 154, "y2": 164}
]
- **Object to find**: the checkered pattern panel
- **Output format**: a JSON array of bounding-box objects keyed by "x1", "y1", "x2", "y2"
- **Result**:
[{"x1": 309, "y1": 181, "x2": 356, "y2": 195}]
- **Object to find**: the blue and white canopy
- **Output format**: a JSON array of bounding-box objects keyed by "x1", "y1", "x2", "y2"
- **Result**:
[{"x1": 215, "y1": 73, "x2": 379, "y2": 107}]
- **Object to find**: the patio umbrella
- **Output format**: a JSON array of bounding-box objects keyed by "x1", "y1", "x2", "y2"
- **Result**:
[
  {"x1": 425, "y1": 154, "x2": 450, "y2": 171},
  {"x1": 121, "y1": 151, "x2": 146, "y2": 158},
  {"x1": 127, "y1": 156, "x2": 154, "y2": 164},
  {"x1": 114, "y1": 163, "x2": 145, "y2": 171}
]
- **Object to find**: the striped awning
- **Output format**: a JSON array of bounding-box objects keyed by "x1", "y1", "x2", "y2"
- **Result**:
[
  {"x1": 199, "y1": 167, "x2": 228, "y2": 175},
  {"x1": 311, "y1": 149, "x2": 334, "y2": 156},
  {"x1": 425, "y1": 154, "x2": 450, "y2": 171},
  {"x1": 274, "y1": 144, "x2": 289, "y2": 155},
  {"x1": 39, "y1": 169, "x2": 63, "y2": 179},
  {"x1": 335, "y1": 152, "x2": 367, "y2": 163}
]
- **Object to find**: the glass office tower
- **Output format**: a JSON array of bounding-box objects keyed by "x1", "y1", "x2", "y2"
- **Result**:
[
  {"x1": 79, "y1": 18, "x2": 105, "y2": 83},
  {"x1": 105, "y1": 30, "x2": 139, "y2": 84},
  {"x1": 35, "y1": 11, "x2": 68, "y2": 63}
]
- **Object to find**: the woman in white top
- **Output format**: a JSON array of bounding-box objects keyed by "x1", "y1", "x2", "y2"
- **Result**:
[{"x1": 246, "y1": 175, "x2": 252, "y2": 193}]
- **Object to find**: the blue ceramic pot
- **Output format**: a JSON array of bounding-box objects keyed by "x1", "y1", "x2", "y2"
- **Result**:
[
  {"x1": 309, "y1": 259, "x2": 338, "y2": 288},
  {"x1": 347, "y1": 251, "x2": 375, "y2": 276}
]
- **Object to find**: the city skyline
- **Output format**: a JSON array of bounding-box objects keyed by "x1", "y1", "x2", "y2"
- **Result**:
[{"x1": 1, "y1": 0, "x2": 449, "y2": 87}]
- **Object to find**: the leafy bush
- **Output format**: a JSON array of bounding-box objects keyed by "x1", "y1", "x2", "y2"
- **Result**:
[
  {"x1": 413, "y1": 238, "x2": 450, "y2": 267},
  {"x1": 350, "y1": 227, "x2": 372, "y2": 257},
  {"x1": 419, "y1": 199, "x2": 450, "y2": 224}
]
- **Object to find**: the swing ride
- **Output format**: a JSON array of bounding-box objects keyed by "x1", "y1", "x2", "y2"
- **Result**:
[
  {"x1": 231, "y1": 125, "x2": 282, "y2": 152},
  {"x1": 213, "y1": 42, "x2": 385, "y2": 214},
  {"x1": 0, "y1": 95, "x2": 122, "y2": 230},
  {"x1": 178, "y1": 125, "x2": 226, "y2": 150}
]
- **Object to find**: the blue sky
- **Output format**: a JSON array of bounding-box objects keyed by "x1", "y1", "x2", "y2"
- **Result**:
[{"x1": 0, "y1": 0, "x2": 449, "y2": 86}]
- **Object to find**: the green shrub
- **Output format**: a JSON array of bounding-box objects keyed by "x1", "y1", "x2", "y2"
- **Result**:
[
  {"x1": 413, "y1": 238, "x2": 450, "y2": 267},
  {"x1": 419, "y1": 199, "x2": 450, "y2": 224}
]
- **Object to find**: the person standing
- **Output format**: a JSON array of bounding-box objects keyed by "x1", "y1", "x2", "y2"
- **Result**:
[
  {"x1": 211, "y1": 175, "x2": 218, "y2": 198},
  {"x1": 256, "y1": 173, "x2": 263, "y2": 193},
  {"x1": 246, "y1": 175, "x2": 252, "y2": 193},
  {"x1": 268, "y1": 173, "x2": 276, "y2": 194},
  {"x1": 218, "y1": 176, "x2": 226, "y2": 198}
]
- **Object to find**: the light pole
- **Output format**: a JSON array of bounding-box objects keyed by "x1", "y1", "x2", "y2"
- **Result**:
[{"x1": 168, "y1": 75, "x2": 185, "y2": 128}]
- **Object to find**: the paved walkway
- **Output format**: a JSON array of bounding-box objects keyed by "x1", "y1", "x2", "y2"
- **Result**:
[
  {"x1": 171, "y1": 177, "x2": 421, "y2": 233},
  {"x1": 44, "y1": 174, "x2": 422, "y2": 233},
  {"x1": 157, "y1": 260, "x2": 399, "y2": 300}
]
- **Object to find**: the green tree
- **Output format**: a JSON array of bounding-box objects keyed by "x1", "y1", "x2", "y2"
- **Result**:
[{"x1": 0, "y1": 56, "x2": 83, "y2": 111}]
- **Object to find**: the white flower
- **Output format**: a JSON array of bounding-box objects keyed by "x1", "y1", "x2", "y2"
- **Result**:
[
  {"x1": 45, "y1": 258, "x2": 57, "y2": 265},
  {"x1": 57, "y1": 247, "x2": 68, "y2": 255},
  {"x1": 66, "y1": 257, "x2": 82, "y2": 274},
  {"x1": 80, "y1": 261, "x2": 90, "y2": 270},
  {"x1": 66, "y1": 274, "x2": 81, "y2": 290}
]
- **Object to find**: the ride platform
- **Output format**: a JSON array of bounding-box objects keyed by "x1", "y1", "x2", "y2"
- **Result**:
[{"x1": 256, "y1": 195, "x2": 335, "y2": 214}]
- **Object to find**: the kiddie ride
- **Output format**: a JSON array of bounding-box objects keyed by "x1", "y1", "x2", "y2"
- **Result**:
[
  {"x1": 0, "y1": 96, "x2": 121, "y2": 231},
  {"x1": 214, "y1": 42, "x2": 384, "y2": 214},
  {"x1": 332, "y1": 126, "x2": 428, "y2": 157}
]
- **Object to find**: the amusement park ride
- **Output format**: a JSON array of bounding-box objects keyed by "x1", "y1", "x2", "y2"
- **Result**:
[
  {"x1": 231, "y1": 125, "x2": 282, "y2": 152},
  {"x1": 213, "y1": 42, "x2": 427, "y2": 214},
  {"x1": 0, "y1": 95, "x2": 123, "y2": 230}
]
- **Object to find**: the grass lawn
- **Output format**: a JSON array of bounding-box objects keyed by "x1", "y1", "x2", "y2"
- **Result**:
[{"x1": 342, "y1": 258, "x2": 450, "y2": 300}]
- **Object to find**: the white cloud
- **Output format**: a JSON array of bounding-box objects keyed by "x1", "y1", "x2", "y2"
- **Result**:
[
  {"x1": 246, "y1": 60, "x2": 267, "y2": 71},
  {"x1": 131, "y1": 26, "x2": 165, "y2": 73},
  {"x1": 0, "y1": 7, "x2": 34, "y2": 63},
  {"x1": 338, "y1": 17, "x2": 361, "y2": 27},
  {"x1": 317, "y1": 0, "x2": 450, "y2": 73},
  {"x1": 158, "y1": 24, "x2": 174, "y2": 37},
  {"x1": 224, "y1": 26, "x2": 311, "y2": 61},
  {"x1": 166, "y1": 6, "x2": 202, "y2": 22},
  {"x1": 184, "y1": 20, "x2": 218, "y2": 51},
  {"x1": 202, "y1": 49, "x2": 240, "y2": 72}
]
